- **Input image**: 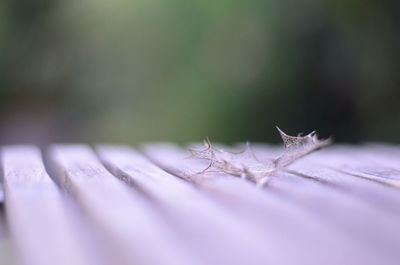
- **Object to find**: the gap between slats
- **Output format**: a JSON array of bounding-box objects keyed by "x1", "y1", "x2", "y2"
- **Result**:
[
  {"x1": 250, "y1": 144, "x2": 400, "y2": 213},
  {"x1": 2, "y1": 143, "x2": 398, "y2": 265},
  {"x1": 286, "y1": 168, "x2": 400, "y2": 215},
  {"x1": 235, "y1": 144, "x2": 400, "y2": 260},
  {"x1": 142, "y1": 143, "x2": 395, "y2": 265},
  {"x1": 312, "y1": 145, "x2": 400, "y2": 188},
  {"x1": 1, "y1": 146, "x2": 99, "y2": 265},
  {"x1": 96, "y1": 145, "x2": 316, "y2": 265},
  {"x1": 46, "y1": 144, "x2": 205, "y2": 265}
]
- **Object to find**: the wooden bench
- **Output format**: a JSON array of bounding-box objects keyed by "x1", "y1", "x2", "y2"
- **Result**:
[{"x1": 0, "y1": 144, "x2": 399, "y2": 265}]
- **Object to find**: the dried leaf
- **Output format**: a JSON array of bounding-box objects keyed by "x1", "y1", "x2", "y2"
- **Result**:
[{"x1": 188, "y1": 127, "x2": 332, "y2": 186}]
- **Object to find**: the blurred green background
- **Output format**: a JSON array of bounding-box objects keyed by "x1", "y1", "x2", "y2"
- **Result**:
[{"x1": 0, "y1": 0, "x2": 399, "y2": 144}]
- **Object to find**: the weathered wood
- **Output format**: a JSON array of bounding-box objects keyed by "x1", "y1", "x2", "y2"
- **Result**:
[
  {"x1": 273, "y1": 172, "x2": 400, "y2": 256},
  {"x1": 142, "y1": 143, "x2": 396, "y2": 265},
  {"x1": 351, "y1": 144, "x2": 400, "y2": 172},
  {"x1": 312, "y1": 145, "x2": 400, "y2": 188},
  {"x1": 280, "y1": 149, "x2": 400, "y2": 215},
  {"x1": 249, "y1": 144, "x2": 400, "y2": 213},
  {"x1": 47, "y1": 145, "x2": 203, "y2": 265},
  {"x1": 1, "y1": 146, "x2": 95, "y2": 265},
  {"x1": 97, "y1": 145, "x2": 305, "y2": 265},
  {"x1": 240, "y1": 144, "x2": 400, "y2": 261},
  {"x1": 248, "y1": 145, "x2": 400, "y2": 254},
  {"x1": 1, "y1": 143, "x2": 399, "y2": 265}
]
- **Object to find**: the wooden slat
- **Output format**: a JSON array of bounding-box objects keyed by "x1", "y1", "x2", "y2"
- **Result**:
[
  {"x1": 238, "y1": 144, "x2": 400, "y2": 261},
  {"x1": 351, "y1": 144, "x2": 400, "y2": 173},
  {"x1": 280, "y1": 149, "x2": 400, "y2": 215},
  {"x1": 247, "y1": 144, "x2": 400, "y2": 213},
  {"x1": 272, "y1": 171, "x2": 400, "y2": 258},
  {"x1": 313, "y1": 146, "x2": 400, "y2": 188},
  {"x1": 97, "y1": 145, "x2": 311, "y2": 265},
  {"x1": 143, "y1": 143, "x2": 394, "y2": 265},
  {"x1": 1, "y1": 146, "x2": 95, "y2": 265},
  {"x1": 47, "y1": 145, "x2": 203, "y2": 265}
]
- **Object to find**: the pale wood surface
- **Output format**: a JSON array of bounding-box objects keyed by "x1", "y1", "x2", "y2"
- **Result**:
[
  {"x1": 48, "y1": 145, "x2": 203, "y2": 265},
  {"x1": 0, "y1": 143, "x2": 399, "y2": 265},
  {"x1": 143, "y1": 143, "x2": 400, "y2": 265},
  {"x1": 1, "y1": 146, "x2": 96, "y2": 265},
  {"x1": 245, "y1": 146, "x2": 400, "y2": 260},
  {"x1": 97, "y1": 145, "x2": 306, "y2": 265}
]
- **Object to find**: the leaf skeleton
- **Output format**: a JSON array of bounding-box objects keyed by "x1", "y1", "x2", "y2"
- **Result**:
[{"x1": 188, "y1": 127, "x2": 332, "y2": 187}]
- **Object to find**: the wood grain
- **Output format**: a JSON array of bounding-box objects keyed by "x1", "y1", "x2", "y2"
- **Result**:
[
  {"x1": 97, "y1": 145, "x2": 303, "y2": 265},
  {"x1": 1, "y1": 146, "x2": 95, "y2": 265},
  {"x1": 2, "y1": 143, "x2": 399, "y2": 265},
  {"x1": 47, "y1": 145, "x2": 204, "y2": 265},
  {"x1": 248, "y1": 145, "x2": 400, "y2": 257},
  {"x1": 142, "y1": 143, "x2": 398, "y2": 265},
  {"x1": 244, "y1": 144, "x2": 400, "y2": 261},
  {"x1": 310, "y1": 145, "x2": 400, "y2": 188},
  {"x1": 249, "y1": 144, "x2": 400, "y2": 214}
]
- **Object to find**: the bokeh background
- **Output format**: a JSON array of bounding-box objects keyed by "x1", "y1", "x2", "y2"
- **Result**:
[{"x1": 1, "y1": 0, "x2": 399, "y2": 145}]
